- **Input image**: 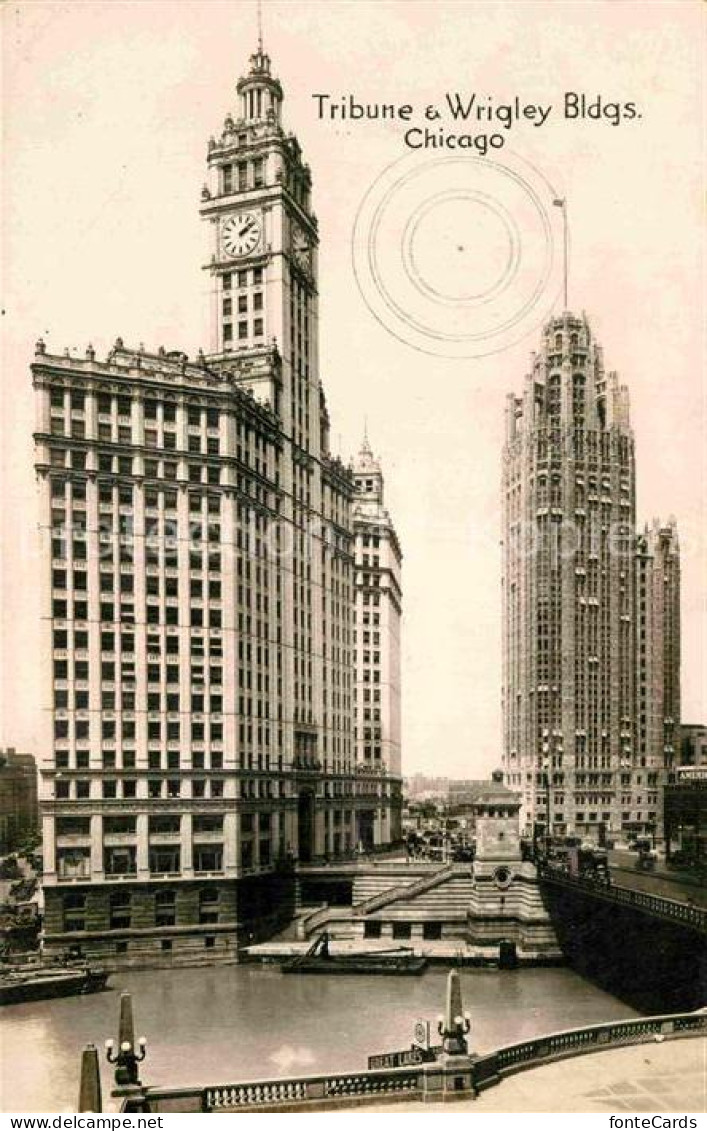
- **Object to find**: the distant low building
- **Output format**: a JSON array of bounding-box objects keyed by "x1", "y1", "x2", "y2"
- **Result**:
[
  {"x1": 664, "y1": 765, "x2": 707, "y2": 867},
  {"x1": 0, "y1": 748, "x2": 38, "y2": 854},
  {"x1": 680, "y1": 725, "x2": 707, "y2": 767},
  {"x1": 404, "y1": 774, "x2": 450, "y2": 800},
  {"x1": 404, "y1": 773, "x2": 505, "y2": 805},
  {"x1": 447, "y1": 774, "x2": 504, "y2": 809}
]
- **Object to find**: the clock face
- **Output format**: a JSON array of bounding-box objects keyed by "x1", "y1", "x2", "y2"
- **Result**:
[{"x1": 222, "y1": 212, "x2": 262, "y2": 258}]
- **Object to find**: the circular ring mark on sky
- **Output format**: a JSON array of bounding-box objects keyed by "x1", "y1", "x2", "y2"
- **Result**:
[{"x1": 352, "y1": 150, "x2": 567, "y2": 359}]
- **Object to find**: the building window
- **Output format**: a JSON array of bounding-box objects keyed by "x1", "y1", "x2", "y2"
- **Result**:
[
  {"x1": 57, "y1": 849, "x2": 90, "y2": 880},
  {"x1": 104, "y1": 847, "x2": 136, "y2": 876},
  {"x1": 194, "y1": 846, "x2": 223, "y2": 873},
  {"x1": 392, "y1": 922, "x2": 411, "y2": 940},
  {"x1": 363, "y1": 921, "x2": 382, "y2": 939},
  {"x1": 422, "y1": 922, "x2": 442, "y2": 940},
  {"x1": 198, "y1": 888, "x2": 219, "y2": 924},
  {"x1": 109, "y1": 892, "x2": 131, "y2": 930},
  {"x1": 155, "y1": 890, "x2": 177, "y2": 927},
  {"x1": 63, "y1": 892, "x2": 87, "y2": 932},
  {"x1": 149, "y1": 847, "x2": 180, "y2": 875}
]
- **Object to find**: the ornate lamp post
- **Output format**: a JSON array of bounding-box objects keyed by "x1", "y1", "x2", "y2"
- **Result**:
[
  {"x1": 436, "y1": 969, "x2": 471, "y2": 1055},
  {"x1": 533, "y1": 731, "x2": 552, "y2": 859},
  {"x1": 105, "y1": 991, "x2": 147, "y2": 1101},
  {"x1": 540, "y1": 730, "x2": 563, "y2": 850}
]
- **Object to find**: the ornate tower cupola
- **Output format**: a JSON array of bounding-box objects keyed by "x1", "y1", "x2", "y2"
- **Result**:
[
  {"x1": 201, "y1": 43, "x2": 318, "y2": 415},
  {"x1": 353, "y1": 434, "x2": 384, "y2": 505},
  {"x1": 237, "y1": 47, "x2": 283, "y2": 125}
]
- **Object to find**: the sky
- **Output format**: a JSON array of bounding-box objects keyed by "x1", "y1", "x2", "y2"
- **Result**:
[{"x1": 1, "y1": 0, "x2": 705, "y2": 777}]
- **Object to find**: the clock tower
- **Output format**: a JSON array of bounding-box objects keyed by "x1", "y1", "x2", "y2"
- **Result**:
[{"x1": 200, "y1": 45, "x2": 319, "y2": 439}]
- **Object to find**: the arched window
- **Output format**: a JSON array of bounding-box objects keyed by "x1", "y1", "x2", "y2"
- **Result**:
[{"x1": 572, "y1": 373, "x2": 585, "y2": 418}]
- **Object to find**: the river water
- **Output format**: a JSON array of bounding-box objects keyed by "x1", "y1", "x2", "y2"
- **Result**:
[{"x1": 2, "y1": 964, "x2": 636, "y2": 1112}]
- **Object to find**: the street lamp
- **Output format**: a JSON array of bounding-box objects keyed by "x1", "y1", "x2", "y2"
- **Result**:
[
  {"x1": 538, "y1": 729, "x2": 563, "y2": 853},
  {"x1": 105, "y1": 992, "x2": 147, "y2": 1089},
  {"x1": 436, "y1": 970, "x2": 472, "y2": 1055},
  {"x1": 536, "y1": 730, "x2": 552, "y2": 856}
]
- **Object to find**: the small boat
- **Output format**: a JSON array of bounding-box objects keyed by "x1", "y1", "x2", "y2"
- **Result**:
[
  {"x1": 0, "y1": 961, "x2": 109, "y2": 1006},
  {"x1": 281, "y1": 932, "x2": 428, "y2": 976}
]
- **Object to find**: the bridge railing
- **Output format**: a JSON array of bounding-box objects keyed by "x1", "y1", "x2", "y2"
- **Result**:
[
  {"x1": 539, "y1": 864, "x2": 707, "y2": 934},
  {"x1": 128, "y1": 1064, "x2": 424, "y2": 1113},
  {"x1": 119, "y1": 1009, "x2": 706, "y2": 1112},
  {"x1": 482, "y1": 1010, "x2": 706, "y2": 1082},
  {"x1": 205, "y1": 1066, "x2": 421, "y2": 1110}
]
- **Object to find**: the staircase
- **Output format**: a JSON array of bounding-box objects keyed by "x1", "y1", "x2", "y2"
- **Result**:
[
  {"x1": 299, "y1": 863, "x2": 473, "y2": 937},
  {"x1": 354, "y1": 864, "x2": 458, "y2": 913}
]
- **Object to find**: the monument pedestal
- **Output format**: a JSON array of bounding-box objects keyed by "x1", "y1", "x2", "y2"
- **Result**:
[{"x1": 467, "y1": 788, "x2": 561, "y2": 960}]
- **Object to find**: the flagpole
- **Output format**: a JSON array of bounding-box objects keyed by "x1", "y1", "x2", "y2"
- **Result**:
[
  {"x1": 563, "y1": 201, "x2": 568, "y2": 311},
  {"x1": 552, "y1": 197, "x2": 568, "y2": 311}
]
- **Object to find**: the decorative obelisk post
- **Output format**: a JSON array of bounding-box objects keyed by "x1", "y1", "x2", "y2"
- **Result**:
[
  {"x1": 78, "y1": 1044, "x2": 102, "y2": 1113},
  {"x1": 105, "y1": 991, "x2": 148, "y2": 1111},
  {"x1": 437, "y1": 969, "x2": 471, "y2": 1055},
  {"x1": 421, "y1": 969, "x2": 476, "y2": 1102}
]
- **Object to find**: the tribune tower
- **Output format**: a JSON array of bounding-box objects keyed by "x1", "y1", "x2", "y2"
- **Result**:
[{"x1": 502, "y1": 313, "x2": 679, "y2": 843}]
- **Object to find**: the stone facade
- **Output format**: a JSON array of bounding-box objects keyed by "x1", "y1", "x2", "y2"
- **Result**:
[
  {"x1": 0, "y1": 747, "x2": 38, "y2": 854},
  {"x1": 32, "y1": 47, "x2": 401, "y2": 966},
  {"x1": 502, "y1": 313, "x2": 680, "y2": 842},
  {"x1": 352, "y1": 438, "x2": 403, "y2": 846}
]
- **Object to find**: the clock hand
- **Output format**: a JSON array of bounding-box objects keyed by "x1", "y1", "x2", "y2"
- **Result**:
[{"x1": 239, "y1": 219, "x2": 255, "y2": 237}]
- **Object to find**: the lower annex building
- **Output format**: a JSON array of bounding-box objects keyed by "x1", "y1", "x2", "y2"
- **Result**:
[{"x1": 33, "y1": 45, "x2": 402, "y2": 967}]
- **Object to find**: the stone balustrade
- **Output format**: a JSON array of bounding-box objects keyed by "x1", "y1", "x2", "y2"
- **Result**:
[
  {"x1": 206, "y1": 1067, "x2": 421, "y2": 1110},
  {"x1": 482, "y1": 1010, "x2": 706, "y2": 1081}
]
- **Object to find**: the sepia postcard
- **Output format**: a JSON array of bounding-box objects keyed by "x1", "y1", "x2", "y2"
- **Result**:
[{"x1": 1, "y1": 0, "x2": 705, "y2": 1120}]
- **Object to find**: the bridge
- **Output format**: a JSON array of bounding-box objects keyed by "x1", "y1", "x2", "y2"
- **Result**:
[{"x1": 538, "y1": 865, "x2": 707, "y2": 1013}]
